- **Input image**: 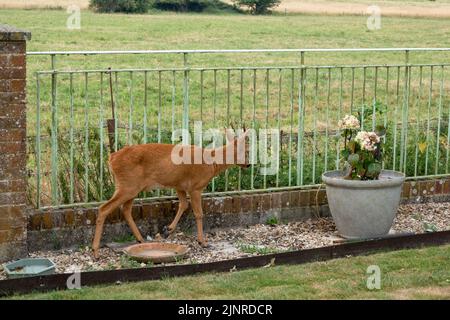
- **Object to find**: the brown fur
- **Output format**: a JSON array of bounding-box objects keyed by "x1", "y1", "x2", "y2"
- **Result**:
[{"x1": 92, "y1": 132, "x2": 249, "y2": 258}]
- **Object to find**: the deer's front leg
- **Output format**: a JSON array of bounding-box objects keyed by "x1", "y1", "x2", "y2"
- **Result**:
[{"x1": 190, "y1": 190, "x2": 208, "y2": 247}]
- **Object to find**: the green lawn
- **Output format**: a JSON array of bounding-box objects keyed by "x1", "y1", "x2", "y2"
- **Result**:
[
  {"x1": 0, "y1": 9, "x2": 449, "y2": 70},
  {"x1": 7, "y1": 245, "x2": 450, "y2": 300}
]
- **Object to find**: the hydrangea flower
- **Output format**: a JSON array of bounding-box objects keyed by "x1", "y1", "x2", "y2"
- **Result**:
[
  {"x1": 354, "y1": 131, "x2": 381, "y2": 151},
  {"x1": 338, "y1": 115, "x2": 360, "y2": 130}
]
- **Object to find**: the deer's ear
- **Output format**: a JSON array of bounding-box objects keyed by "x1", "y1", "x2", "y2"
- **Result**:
[{"x1": 225, "y1": 128, "x2": 235, "y2": 143}]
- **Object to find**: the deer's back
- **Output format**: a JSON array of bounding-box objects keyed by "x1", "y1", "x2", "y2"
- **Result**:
[{"x1": 108, "y1": 143, "x2": 214, "y2": 191}]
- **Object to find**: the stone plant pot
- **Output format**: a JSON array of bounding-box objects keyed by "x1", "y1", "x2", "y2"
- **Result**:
[{"x1": 322, "y1": 170, "x2": 405, "y2": 239}]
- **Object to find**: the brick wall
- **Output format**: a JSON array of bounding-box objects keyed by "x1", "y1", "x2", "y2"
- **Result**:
[
  {"x1": 0, "y1": 25, "x2": 31, "y2": 262},
  {"x1": 27, "y1": 177, "x2": 450, "y2": 251}
]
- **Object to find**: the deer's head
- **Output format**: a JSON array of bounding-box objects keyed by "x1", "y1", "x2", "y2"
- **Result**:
[{"x1": 225, "y1": 127, "x2": 252, "y2": 169}]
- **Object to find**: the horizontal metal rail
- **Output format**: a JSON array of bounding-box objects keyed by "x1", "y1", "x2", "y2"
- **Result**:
[
  {"x1": 35, "y1": 173, "x2": 450, "y2": 211},
  {"x1": 34, "y1": 62, "x2": 450, "y2": 74},
  {"x1": 1, "y1": 230, "x2": 450, "y2": 297},
  {"x1": 26, "y1": 47, "x2": 450, "y2": 56}
]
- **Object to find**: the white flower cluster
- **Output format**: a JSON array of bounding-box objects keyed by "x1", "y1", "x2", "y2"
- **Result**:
[
  {"x1": 338, "y1": 115, "x2": 360, "y2": 130},
  {"x1": 355, "y1": 131, "x2": 381, "y2": 151}
]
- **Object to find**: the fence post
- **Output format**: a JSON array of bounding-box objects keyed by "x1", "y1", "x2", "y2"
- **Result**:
[{"x1": 0, "y1": 25, "x2": 31, "y2": 262}]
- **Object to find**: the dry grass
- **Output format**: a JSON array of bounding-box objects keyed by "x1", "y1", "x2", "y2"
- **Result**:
[
  {"x1": 0, "y1": 0, "x2": 89, "y2": 9},
  {"x1": 389, "y1": 286, "x2": 450, "y2": 299},
  {"x1": 275, "y1": 0, "x2": 450, "y2": 18}
]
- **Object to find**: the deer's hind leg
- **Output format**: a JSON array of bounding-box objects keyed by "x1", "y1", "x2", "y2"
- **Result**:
[
  {"x1": 190, "y1": 190, "x2": 208, "y2": 247},
  {"x1": 165, "y1": 190, "x2": 189, "y2": 235},
  {"x1": 92, "y1": 188, "x2": 136, "y2": 258},
  {"x1": 122, "y1": 199, "x2": 145, "y2": 243}
]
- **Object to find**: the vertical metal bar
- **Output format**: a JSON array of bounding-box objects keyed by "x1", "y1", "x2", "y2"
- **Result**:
[
  {"x1": 212, "y1": 70, "x2": 217, "y2": 193},
  {"x1": 361, "y1": 67, "x2": 366, "y2": 130},
  {"x1": 400, "y1": 57, "x2": 411, "y2": 173},
  {"x1": 200, "y1": 70, "x2": 204, "y2": 124},
  {"x1": 435, "y1": 66, "x2": 445, "y2": 175},
  {"x1": 114, "y1": 72, "x2": 118, "y2": 152},
  {"x1": 128, "y1": 71, "x2": 133, "y2": 145},
  {"x1": 144, "y1": 71, "x2": 148, "y2": 144},
  {"x1": 99, "y1": 72, "x2": 104, "y2": 201},
  {"x1": 350, "y1": 67, "x2": 355, "y2": 113},
  {"x1": 239, "y1": 69, "x2": 244, "y2": 191},
  {"x1": 182, "y1": 53, "x2": 189, "y2": 132},
  {"x1": 414, "y1": 67, "x2": 423, "y2": 177},
  {"x1": 84, "y1": 72, "x2": 89, "y2": 203},
  {"x1": 312, "y1": 68, "x2": 319, "y2": 184},
  {"x1": 50, "y1": 57, "x2": 58, "y2": 205},
  {"x1": 157, "y1": 71, "x2": 162, "y2": 197},
  {"x1": 276, "y1": 69, "x2": 282, "y2": 187},
  {"x1": 425, "y1": 66, "x2": 434, "y2": 175},
  {"x1": 288, "y1": 68, "x2": 294, "y2": 186},
  {"x1": 264, "y1": 68, "x2": 269, "y2": 189},
  {"x1": 225, "y1": 69, "x2": 231, "y2": 192},
  {"x1": 158, "y1": 71, "x2": 162, "y2": 143},
  {"x1": 69, "y1": 74, "x2": 75, "y2": 204},
  {"x1": 296, "y1": 53, "x2": 305, "y2": 186},
  {"x1": 372, "y1": 66, "x2": 378, "y2": 131},
  {"x1": 382, "y1": 67, "x2": 389, "y2": 170},
  {"x1": 35, "y1": 74, "x2": 41, "y2": 209},
  {"x1": 171, "y1": 71, "x2": 176, "y2": 142},
  {"x1": 170, "y1": 70, "x2": 176, "y2": 197},
  {"x1": 297, "y1": 61, "x2": 306, "y2": 186},
  {"x1": 251, "y1": 69, "x2": 256, "y2": 190},
  {"x1": 393, "y1": 67, "x2": 401, "y2": 171},
  {"x1": 324, "y1": 68, "x2": 331, "y2": 172},
  {"x1": 336, "y1": 67, "x2": 343, "y2": 170}
]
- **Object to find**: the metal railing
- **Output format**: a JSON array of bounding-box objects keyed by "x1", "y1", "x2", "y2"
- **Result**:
[{"x1": 27, "y1": 48, "x2": 450, "y2": 209}]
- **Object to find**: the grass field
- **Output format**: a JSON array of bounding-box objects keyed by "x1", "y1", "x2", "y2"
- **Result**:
[
  {"x1": 0, "y1": 8, "x2": 448, "y2": 73},
  {"x1": 7, "y1": 245, "x2": 450, "y2": 299}
]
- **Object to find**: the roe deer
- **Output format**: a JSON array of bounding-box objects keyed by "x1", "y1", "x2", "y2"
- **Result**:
[{"x1": 92, "y1": 129, "x2": 251, "y2": 258}]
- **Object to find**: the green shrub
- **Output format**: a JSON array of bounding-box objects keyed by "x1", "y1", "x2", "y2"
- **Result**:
[
  {"x1": 90, "y1": 0, "x2": 150, "y2": 13},
  {"x1": 152, "y1": 0, "x2": 206, "y2": 12},
  {"x1": 90, "y1": 0, "x2": 238, "y2": 13},
  {"x1": 151, "y1": 0, "x2": 236, "y2": 12},
  {"x1": 233, "y1": 0, "x2": 280, "y2": 14}
]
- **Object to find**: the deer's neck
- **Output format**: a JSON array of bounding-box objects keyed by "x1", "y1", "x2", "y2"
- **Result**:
[{"x1": 205, "y1": 144, "x2": 235, "y2": 176}]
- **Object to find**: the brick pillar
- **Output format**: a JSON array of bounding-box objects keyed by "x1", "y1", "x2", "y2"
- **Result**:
[{"x1": 0, "y1": 25, "x2": 31, "y2": 262}]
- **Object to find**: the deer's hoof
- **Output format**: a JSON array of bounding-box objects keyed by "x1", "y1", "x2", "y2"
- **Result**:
[
  {"x1": 93, "y1": 249, "x2": 100, "y2": 260},
  {"x1": 198, "y1": 241, "x2": 211, "y2": 249},
  {"x1": 162, "y1": 226, "x2": 170, "y2": 239}
]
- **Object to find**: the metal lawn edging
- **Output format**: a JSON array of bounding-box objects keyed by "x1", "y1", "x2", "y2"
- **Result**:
[{"x1": 1, "y1": 230, "x2": 450, "y2": 297}]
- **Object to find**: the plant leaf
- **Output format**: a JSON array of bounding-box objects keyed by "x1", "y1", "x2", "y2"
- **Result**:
[
  {"x1": 348, "y1": 153, "x2": 360, "y2": 166},
  {"x1": 367, "y1": 162, "x2": 382, "y2": 178},
  {"x1": 375, "y1": 124, "x2": 386, "y2": 137},
  {"x1": 418, "y1": 142, "x2": 427, "y2": 154},
  {"x1": 348, "y1": 141, "x2": 356, "y2": 153}
]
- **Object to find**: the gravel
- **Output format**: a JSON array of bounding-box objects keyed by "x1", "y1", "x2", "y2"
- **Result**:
[{"x1": 1, "y1": 201, "x2": 449, "y2": 280}]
